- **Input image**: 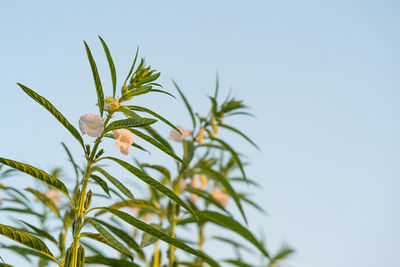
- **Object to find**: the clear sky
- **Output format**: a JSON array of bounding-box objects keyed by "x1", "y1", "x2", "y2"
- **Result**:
[{"x1": 1, "y1": 1, "x2": 399, "y2": 267}]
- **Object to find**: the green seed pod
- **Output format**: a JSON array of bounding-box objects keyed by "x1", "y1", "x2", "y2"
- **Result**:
[
  {"x1": 84, "y1": 189, "x2": 92, "y2": 210},
  {"x1": 77, "y1": 245, "x2": 85, "y2": 267},
  {"x1": 74, "y1": 188, "x2": 81, "y2": 206},
  {"x1": 64, "y1": 245, "x2": 73, "y2": 267}
]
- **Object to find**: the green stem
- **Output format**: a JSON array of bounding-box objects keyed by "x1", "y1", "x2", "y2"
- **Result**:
[{"x1": 71, "y1": 113, "x2": 113, "y2": 266}]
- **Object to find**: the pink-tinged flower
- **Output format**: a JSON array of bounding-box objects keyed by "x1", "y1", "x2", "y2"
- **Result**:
[
  {"x1": 113, "y1": 129, "x2": 134, "y2": 155},
  {"x1": 141, "y1": 212, "x2": 153, "y2": 222},
  {"x1": 190, "y1": 176, "x2": 200, "y2": 202},
  {"x1": 45, "y1": 189, "x2": 61, "y2": 204},
  {"x1": 179, "y1": 179, "x2": 187, "y2": 192},
  {"x1": 168, "y1": 126, "x2": 192, "y2": 142},
  {"x1": 212, "y1": 187, "x2": 229, "y2": 208},
  {"x1": 79, "y1": 114, "x2": 104, "y2": 137},
  {"x1": 130, "y1": 207, "x2": 139, "y2": 213}
]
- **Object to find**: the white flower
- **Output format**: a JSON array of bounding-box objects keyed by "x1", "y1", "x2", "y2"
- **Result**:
[
  {"x1": 168, "y1": 126, "x2": 192, "y2": 142},
  {"x1": 45, "y1": 189, "x2": 61, "y2": 204},
  {"x1": 79, "y1": 114, "x2": 104, "y2": 137},
  {"x1": 113, "y1": 129, "x2": 134, "y2": 155}
]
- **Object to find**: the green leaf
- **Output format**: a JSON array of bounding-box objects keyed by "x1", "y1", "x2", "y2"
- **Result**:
[
  {"x1": 84, "y1": 41, "x2": 104, "y2": 116},
  {"x1": 213, "y1": 236, "x2": 253, "y2": 253},
  {"x1": 182, "y1": 140, "x2": 195, "y2": 167},
  {"x1": 16, "y1": 83, "x2": 84, "y2": 149},
  {"x1": 185, "y1": 187, "x2": 229, "y2": 214},
  {"x1": 150, "y1": 89, "x2": 175, "y2": 98},
  {"x1": 0, "y1": 224, "x2": 60, "y2": 266},
  {"x1": 218, "y1": 124, "x2": 260, "y2": 150},
  {"x1": 200, "y1": 211, "x2": 270, "y2": 258},
  {"x1": 143, "y1": 126, "x2": 174, "y2": 151},
  {"x1": 90, "y1": 174, "x2": 110, "y2": 197},
  {"x1": 200, "y1": 167, "x2": 247, "y2": 223},
  {"x1": 214, "y1": 72, "x2": 219, "y2": 99},
  {"x1": 98, "y1": 36, "x2": 117, "y2": 98},
  {"x1": 140, "y1": 164, "x2": 171, "y2": 181},
  {"x1": 172, "y1": 80, "x2": 196, "y2": 129},
  {"x1": 1, "y1": 245, "x2": 55, "y2": 264},
  {"x1": 91, "y1": 166, "x2": 134, "y2": 200},
  {"x1": 85, "y1": 256, "x2": 139, "y2": 267},
  {"x1": 89, "y1": 219, "x2": 144, "y2": 258},
  {"x1": 0, "y1": 208, "x2": 43, "y2": 218},
  {"x1": 213, "y1": 138, "x2": 247, "y2": 181},
  {"x1": 224, "y1": 259, "x2": 253, "y2": 267},
  {"x1": 19, "y1": 221, "x2": 58, "y2": 245},
  {"x1": 239, "y1": 194, "x2": 266, "y2": 214},
  {"x1": 140, "y1": 224, "x2": 165, "y2": 248},
  {"x1": 80, "y1": 232, "x2": 132, "y2": 257},
  {"x1": 123, "y1": 46, "x2": 139, "y2": 85},
  {"x1": 84, "y1": 218, "x2": 133, "y2": 257},
  {"x1": 272, "y1": 244, "x2": 295, "y2": 261},
  {"x1": 126, "y1": 105, "x2": 181, "y2": 133},
  {"x1": 95, "y1": 199, "x2": 158, "y2": 216},
  {"x1": 61, "y1": 142, "x2": 81, "y2": 180},
  {"x1": 25, "y1": 188, "x2": 59, "y2": 216},
  {"x1": 104, "y1": 157, "x2": 196, "y2": 219},
  {"x1": 0, "y1": 157, "x2": 70, "y2": 200},
  {"x1": 177, "y1": 262, "x2": 203, "y2": 267},
  {"x1": 101, "y1": 208, "x2": 219, "y2": 267},
  {"x1": 129, "y1": 129, "x2": 184, "y2": 164},
  {"x1": 0, "y1": 185, "x2": 30, "y2": 203},
  {"x1": 105, "y1": 117, "x2": 157, "y2": 132}
]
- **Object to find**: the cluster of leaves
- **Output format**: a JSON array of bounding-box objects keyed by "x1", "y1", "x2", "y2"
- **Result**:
[{"x1": 0, "y1": 37, "x2": 293, "y2": 267}]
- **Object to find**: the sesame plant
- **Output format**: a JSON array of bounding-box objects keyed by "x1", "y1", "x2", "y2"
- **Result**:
[{"x1": 0, "y1": 37, "x2": 293, "y2": 267}]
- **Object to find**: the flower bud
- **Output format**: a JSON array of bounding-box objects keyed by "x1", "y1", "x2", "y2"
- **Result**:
[
  {"x1": 211, "y1": 117, "x2": 218, "y2": 134},
  {"x1": 196, "y1": 128, "x2": 205, "y2": 145}
]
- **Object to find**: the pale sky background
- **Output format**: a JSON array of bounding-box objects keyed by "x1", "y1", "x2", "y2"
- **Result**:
[{"x1": 0, "y1": 1, "x2": 399, "y2": 267}]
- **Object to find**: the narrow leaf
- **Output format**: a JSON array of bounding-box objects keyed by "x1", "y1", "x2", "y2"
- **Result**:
[
  {"x1": 84, "y1": 218, "x2": 133, "y2": 257},
  {"x1": 101, "y1": 208, "x2": 219, "y2": 267},
  {"x1": 0, "y1": 157, "x2": 70, "y2": 199},
  {"x1": 84, "y1": 41, "x2": 104, "y2": 116},
  {"x1": 213, "y1": 138, "x2": 247, "y2": 181},
  {"x1": 25, "y1": 188, "x2": 59, "y2": 216},
  {"x1": 91, "y1": 167, "x2": 134, "y2": 200},
  {"x1": 16, "y1": 83, "x2": 84, "y2": 149},
  {"x1": 126, "y1": 105, "x2": 181, "y2": 133},
  {"x1": 105, "y1": 117, "x2": 157, "y2": 132},
  {"x1": 104, "y1": 157, "x2": 196, "y2": 219},
  {"x1": 95, "y1": 199, "x2": 158, "y2": 216},
  {"x1": 85, "y1": 256, "x2": 139, "y2": 267},
  {"x1": 200, "y1": 167, "x2": 247, "y2": 223},
  {"x1": 200, "y1": 211, "x2": 270, "y2": 258},
  {"x1": 124, "y1": 46, "x2": 139, "y2": 85},
  {"x1": 218, "y1": 124, "x2": 259, "y2": 150},
  {"x1": 172, "y1": 80, "x2": 196, "y2": 129},
  {"x1": 0, "y1": 224, "x2": 60, "y2": 266},
  {"x1": 129, "y1": 129, "x2": 184, "y2": 164},
  {"x1": 90, "y1": 174, "x2": 110, "y2": 196},
  {"x1": 19, "y1": 221, "x2": 58, "y2": 245},
  {"x1": 98, "y1": 36, "x2": 117, "y2": 98}
]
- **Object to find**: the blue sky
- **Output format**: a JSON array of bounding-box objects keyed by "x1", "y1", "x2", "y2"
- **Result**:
[{"x1": 0, "y1": 1, "x2": 399, "y2": 266}]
